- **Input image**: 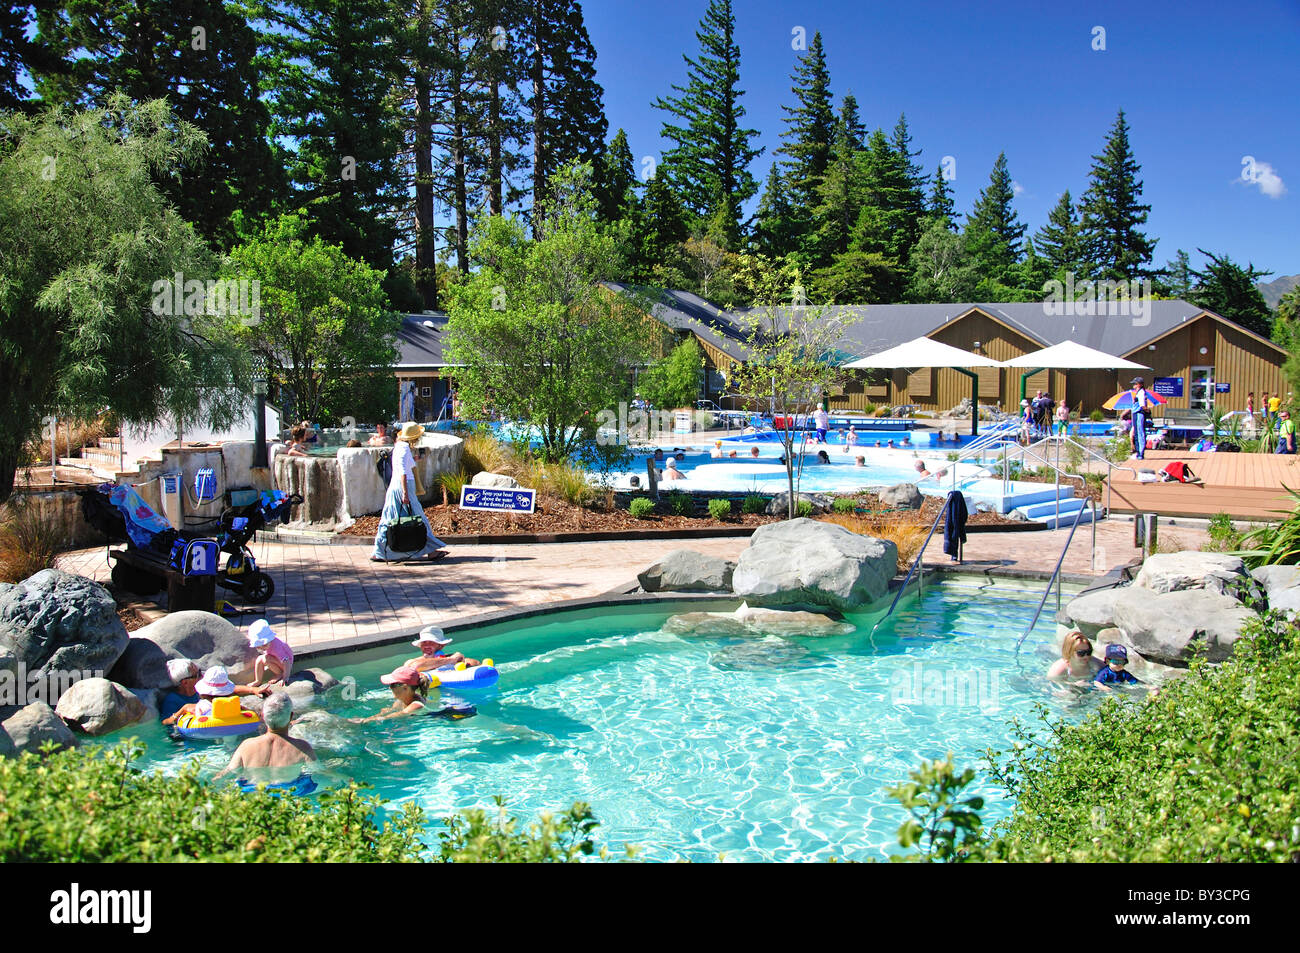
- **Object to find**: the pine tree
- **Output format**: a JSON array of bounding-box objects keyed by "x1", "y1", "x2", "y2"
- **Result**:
[
  {"x1": 777, "y1": 31, "x2": 835, "y2": 213},
  {"x1": 32, "y1": 0, "x2": 285, "y2": 249},
  {"x1": 594, "y1": 128, "x2": 638, "y2": 225},
  {"x1": 1034, "y1": 190, "x2": 1087, "y2": 280},
  {"x1": 1078, "y1": 109, "x2": 1156, "y2": 282},
  {"x1": 653, "y1": 0, "x2": 763, "y2": 247},
  {"x1": 1153, "y1": 249, "x2": 1194, "y2": 299},
  {"x1": 927, "y1": 165, "x2": 956, "y2": 229},
  {"x1": 888, "y1": 113, "x2": 927, "y2": 263},
  {"x1": 631, "y1": 174, "x2": 689, "y2": 286},
  {"x1": 963, "y1": 152, "x2": 1025, "y2": 283},
  {"x1": 751, "y1": 164, "x2": 799, "y2": 260},
  {"x1": 808, "y1": 123, "x2": 865, "y2": 268},
  {"x1": 525, "y1": 0, "x2": 608, "y2": 236},
  {"x1": 839, "y1": 93, "x2": 866, "y2": 151},
  {"x1": 850, "y1": 128, "x2": 915, "y2": 264},
  {"x1": 1191, "y1": 250, "x2": 1273, "y2": 338}
]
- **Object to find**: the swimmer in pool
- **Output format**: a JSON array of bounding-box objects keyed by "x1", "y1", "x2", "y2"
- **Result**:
[
  {"x1": 352, "y1": 666, "x2": 433, "y2": 722},
  {"x1": 855, "y1": 456, "x2": 865, "y2": 467},
  {"x1": 407, "y1": 625, "x2": 480, "y2": 670},
  {"x1": 750, "y1": 446, "x2": 761, "y2": 458}
]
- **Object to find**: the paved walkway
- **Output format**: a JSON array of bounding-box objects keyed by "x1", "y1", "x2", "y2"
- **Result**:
[{"x1": 58, "y1": 518, "x2": 1210, "y2": 652}]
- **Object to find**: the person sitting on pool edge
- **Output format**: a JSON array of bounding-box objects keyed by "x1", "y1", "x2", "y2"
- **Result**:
[
  {"x1": 247, "y1": 619, "x2": 293, "y2": 687},
  {"x1": 1046, "y1": 630, "x2": 1102, "y2": 682},
  {"x1": 215, "y1": 693, "x2": 315, "y2": 779},
  {"x1": 407, "y1": 626, "x2": 481, "y2": 671},
  {"x1": 1093, "y1": 644, "x2": 1140, "y2": 688}
]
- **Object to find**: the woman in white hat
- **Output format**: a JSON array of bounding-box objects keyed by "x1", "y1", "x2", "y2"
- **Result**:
[
  {"x1": 161, "y1": 665, "x2": 266, "y2": 725},
  {"x1": 405, "y1": 624, "x2": 480, "y2": 671},
  {"x1": 371, "y1": 421, "x2": 449, "y2": 562}
]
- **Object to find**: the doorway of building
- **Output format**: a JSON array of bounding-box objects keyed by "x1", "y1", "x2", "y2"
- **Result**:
[{"x1": 1189, "y1": 366, "x2": 1216, "y2": 414}]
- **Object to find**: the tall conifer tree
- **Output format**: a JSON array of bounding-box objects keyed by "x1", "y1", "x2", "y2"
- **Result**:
[
  {"x1": 1078, "y1": 109, "x2": 1155, "y2": 281},
  {"x1": 777, "y1": 31, "x2": 835, "y2": 212},
  {"x1": 1034, "y1": 190, "x2": 1087, "y2": 280},
  {"x1": 963, "y1": 152, "x2": 1025, "y2": 282}
]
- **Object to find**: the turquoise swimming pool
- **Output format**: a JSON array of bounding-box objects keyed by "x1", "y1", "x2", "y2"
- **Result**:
[{"x1": 102, "y1": 576, "x2": 1098, "y2": 862}]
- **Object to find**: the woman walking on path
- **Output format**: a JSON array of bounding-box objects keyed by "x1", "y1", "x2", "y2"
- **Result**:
[{"x1": 371, "y1": 422, "x2": 449, "y2": 562}]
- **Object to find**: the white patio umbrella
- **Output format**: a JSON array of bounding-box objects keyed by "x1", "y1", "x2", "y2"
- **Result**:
[
  {"x1": 844, "y1": 337, "x2": 1001, "y2": 435},
  {"x1": 1001, "y1": 340, "x2": 1150, "y2": 404}
]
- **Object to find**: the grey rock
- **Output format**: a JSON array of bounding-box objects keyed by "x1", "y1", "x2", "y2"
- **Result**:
[
  {"x1": 1250, "y1": 564, "x2": 1300, "y2": 612},
  {"x1": 1111, "y1": 588, "x2": 1255, "y2": 664},
  {"x1": 710, "y1": 638, "x2": 811, "y2": 672},
  {"x1": 663, "y1": 603, "x2": 853, "y2": 638},
  {"x1": 288, "y1": 709, "x2": 363, "y2": 756},
  {"x1": 285, "y1": 667, "x2": 341, "y2": 694},
  {"x1": 1133, "y1": 552, "x2": 1248, "y2": 596},
  {"x1": 1006, "y1": 508, "x2": 1028, "y2": 522},
  {"x1": 54, "y1": 677, "x2": 148, "y2": 735},
  {"x1": 2, "y1": 701, "x2": 79, "y2": 753},
  {"x1": 1061, "y1": 587, "x2": 1130, "y2": 639},
  {"x1": 0, "y1": 724, "x2": 14, "y2": 758},
  {"x1": 0, "y1": 569, "x2": 128, "y2": 678},
  {"x1": 732, "y1": 518, "x2": 897, "y2": 611},
  {"x1": 765, "y1": 491, "x2": 835, "y2": 516},
  {"x1": 661, "y1": 613, "x2": 750, "y2": 638},
  {"x1": 109, "y1": 611, "x2": 258, "y2": 688},
  {"x1": 470, "y1": 471, "x2": 519, "y2": 489},
  {"x1": 638, "y1": 549, "x2": 735, "y2": 592},
  {"x1": 879, "y1": 483, "x2": 923, "y2": 510}
]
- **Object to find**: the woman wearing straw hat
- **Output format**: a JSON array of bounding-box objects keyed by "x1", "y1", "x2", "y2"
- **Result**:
[{"x1": 371, "y1": 422, "x2": 449, "y2": 562}]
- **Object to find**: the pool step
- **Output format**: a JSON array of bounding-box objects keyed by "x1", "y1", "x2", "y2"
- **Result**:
[{"x1": 1010, "y1": 497, "x2": 1099, "y2": 530}]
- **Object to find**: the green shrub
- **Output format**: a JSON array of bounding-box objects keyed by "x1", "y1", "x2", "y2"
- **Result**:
[
  {"x1": 832, "y1": 497, "x2": 858, "y2": 514},
  {"x1": 1204, "y1": 512, "x2": 1239, "y2": 553},
  {"x1": 0, "y1": 743, "x2": 624, "y2": 863},
  {"x1": 1089, "y1": 409, "x2": 1104, "y2": 422},
  {"x1": 887, "y1": 612, "x2": 1300, "y2": 862},
  {"x1": 666, "y1": 490, "x2": 692, "y2": 516},
  {"x1": 742, "y1": 493, "x2": 767, "y2": 515},
  {"x1": 629, "y1": 497, "x2": 655, "y2": 519},
  {"x1": 795, "y1": 500, "x2": 814, "y2": 518},
  {"x1": 437, "y1": 468, "x2": 469, "y2": 500},
  {"x1": 707, "y1": 498, "x2": 732, "y2": 521},
  {"x1": 1237, "y1": 486, "x2": 1300, "y2": 567}
]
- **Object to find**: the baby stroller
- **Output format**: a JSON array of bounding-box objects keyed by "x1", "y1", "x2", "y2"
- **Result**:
[
  {"x1": 214, "y1": 489, "x2": 302, "y2": 604},
  {"x1": 78, "y1": 483, "x2": 217, "y2": 595}
]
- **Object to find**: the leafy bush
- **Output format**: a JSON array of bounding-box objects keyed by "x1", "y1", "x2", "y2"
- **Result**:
[
  {"x1": 0, "y1": 496, "x2": 63, "y2": 583},
  {"x1": 437, "y1": 467, "x2": 469, "y2": 501},
  {"x1": 886, "y1": 755, "x2": 985, "y2": 862},
  {"x1": 1203, "y1": 512, "x2": 1240, "y2": 553},
  {"x1": 1103, "y1": 434, "x2": 1132, "y2": 464},
  {"x1": 863, "y1": 403, "x2": 877, "y2": 415},
  {"x1": 666, "y1": 490, "x2": 692, "y2": 516},
  {"x1": 742, "y1": 493, "x2": 767, "y2": 515},
  {"x1": 1237, "y1": 485, "x2": 1300, "y2": 568},
  {"x1": 832, "y1": 497, "x2": 858, "y2": 514},
  {"x1": 707, "y1": 498, "x2": 732, "y2": 521},
  {"x1": 531, "y1": 460, "x2": 595, "y2": 506},
  {"x1": 639, "y1": 337, "x2": 702, "y2": 411},
  {"x1": 437, "y1": 796, "x2": 631, "y2": 862},
  {"x1": 629, "y1": 497, "x2": 655, "y2": 519},
  {"x1": 794, "y1": 500, "x2": 814, "y2": 518},
  {"x1": 1089, "y1": 409, "x2": 1104, "y2": 422}
]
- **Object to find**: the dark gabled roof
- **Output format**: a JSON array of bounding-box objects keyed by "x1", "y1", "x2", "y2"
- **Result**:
[
  {"x1": 603, "y1": 282, "x2": 754, "y2": 361},
  {"x1": 395, "y1": 313, "x2": 454, "y2": 369}
]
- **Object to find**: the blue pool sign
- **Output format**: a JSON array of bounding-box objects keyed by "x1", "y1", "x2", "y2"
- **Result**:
[
  {"x1": 459, "y1": 485, "x2": 536, "y2": 514},
  {"x1": 1152, "y1": 376, "x2": 1184, "y2": 398},
  {"x1": 1215, "y1": 382, "x2": 1231, "y2": 394}
]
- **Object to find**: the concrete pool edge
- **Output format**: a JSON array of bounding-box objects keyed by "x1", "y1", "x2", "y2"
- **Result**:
[{"x1": 293, "y1": 564, "x2": 1111, "y2": 665}]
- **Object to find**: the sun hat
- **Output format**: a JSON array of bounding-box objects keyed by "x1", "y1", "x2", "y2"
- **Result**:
[
  {"x1": 380, "y1": 665, "x2": 423, "y2": 686},
  {"x1": 194, "y1": 665, "x2": 236, "y2": 696},
  {"x1": 412, "y1": 625, "x2": 452, "y2": 648},
  {"x1": 397, "y1": 421, "x2": 425, "y2": 442},
  {"x1": 1104, "y1": 644, "x2": 1129, "y2": 662},
  {"x1": 247, "y1": 618, "x2": 276, "y2": 648},
  {"x1": 665, "y1": 457, "x2": 678, "y2": 469}
]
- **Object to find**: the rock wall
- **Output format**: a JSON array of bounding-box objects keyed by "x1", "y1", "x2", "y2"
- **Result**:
[{"x1": 8, "y1": 489, "x2": 106, "y2": 550}]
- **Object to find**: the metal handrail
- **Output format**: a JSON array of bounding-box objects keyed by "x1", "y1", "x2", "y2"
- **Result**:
[
  {"x1": 1010, "y1": 434, "x2": 1138, "y2": 514},
  {"x1": 870, "y1": 499, "x2": 951, "y2": 635},
  {"x1": 1015, "y1": 497, "x2": 1098, "y2": 653}
]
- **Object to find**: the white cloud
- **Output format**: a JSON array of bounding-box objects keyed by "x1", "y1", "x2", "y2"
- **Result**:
[
  {"x1": 1253, "y1": 161, "x2": 1287, "y2": 199},
  {"x1": 1012, "y1": 180, "x2": 1025, "y2": 196}
]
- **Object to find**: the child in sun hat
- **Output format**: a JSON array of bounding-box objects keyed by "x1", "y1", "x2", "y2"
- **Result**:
[
  {"x1": 406, "y1": 624, "x2": 480, "y2": 671},
  {"x1": 351, "y1": 666, "x2": 432, "y2": 722},
  {"x1": 161, "y1": 665, "x2": 267, "y2": 724},
  {"x1": 1093, "y1": 644, "x2": 1141, "y2": 688},
  {"x1": 248, "y1": 618, "x2": 294, "y2": 686}
]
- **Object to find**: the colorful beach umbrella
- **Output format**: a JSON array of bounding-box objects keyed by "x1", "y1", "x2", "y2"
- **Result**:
[{"x1": 1103, "y1": 389, "x2": 1168, "y2": 411}]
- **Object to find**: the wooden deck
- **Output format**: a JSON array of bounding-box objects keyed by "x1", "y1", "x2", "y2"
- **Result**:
[{"x1": 1104, "y1": 450, "x2": 1299, "y2": 520}]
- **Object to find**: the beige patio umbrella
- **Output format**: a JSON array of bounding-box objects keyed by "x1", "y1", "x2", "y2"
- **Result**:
[
  {"x1": 844, "y1": 337, "x2": 1002, "y2": 436},
  {"x1": 1001, "y1": 340, "x2": 1150, "y2": 404}
]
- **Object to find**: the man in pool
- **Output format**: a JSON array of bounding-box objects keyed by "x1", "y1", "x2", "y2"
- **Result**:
[
  {"x1": 663, "y1": 458, "x2": 687, "y2": 481},
  {"x1": 749, "y1": 446, "x2": 761, "y2": 459},
  {"x1": 216, "y1": 693, "x2": 315, "y2": 778},
  {"x1": 854, "y1": 455, "x2": 865, "y2": 467},
  {"x1": 407, "y1": 625, "x2": 481, "y2": 670}
]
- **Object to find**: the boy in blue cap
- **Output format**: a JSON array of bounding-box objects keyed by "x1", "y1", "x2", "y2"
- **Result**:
[{"x1": 1094, "y1": 644, "x2": 1141, "y2": 688}]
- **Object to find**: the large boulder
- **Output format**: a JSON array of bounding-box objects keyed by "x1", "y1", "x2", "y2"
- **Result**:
[
  {"x1": 1111, "y1": 588, "x2": 1255, "y2": 664},
  {"x1": 1057, "y1": 587, "x2": 1129, "y2": 638},
  {"x1": 2, "y1": 701, "x2": 79, "y2": 753},
  {"x1": 879, "y1": 483, "x2": 923, "y2": 510},
  {"x1": 663, "y1": 602, "x2": 853, "y2": 638},
  {"x1": 1251, "y1": 565, "x2": 1300, "y2": 612},
  {"x1": 0, "y1": 570, "x2": 128, "y2": 678},
  {"x1": 285, "y1": 667, "x2": 341, "y2": 694},
  {"x1": 0, "y1": 724, "x2": 14, "y2": 758},
  {"x1": 1133, "y1": 552, "x2": 1248, "y2": 596},
  {"x1": 765, "y1": 492, "x2": 834, "y2": 516},
  {"x1": 54, "y1": 677, "x2": 148, "y2": 736},
  {"x1": 470, "y1": 471, "x2": 519, "y2": 489},
  {"x1": 732, "y1": 518, "x2": 897, "y2": 611},
  {"x1": 638, "y1": 549, "x2": 735, "y2": 592},
  {"x1": 108, "y1": 611, "x2": 258, "y2": 689}
]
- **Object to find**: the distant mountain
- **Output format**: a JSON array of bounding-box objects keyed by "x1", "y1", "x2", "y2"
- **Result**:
[{"x1": 1258, "y1": 274, "x2": 1300, "y2": 309}]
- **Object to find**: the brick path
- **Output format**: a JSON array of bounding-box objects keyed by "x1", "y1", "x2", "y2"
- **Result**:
[{"x1": 57, "y1": 518, "x2": 1209, "y2": 652}]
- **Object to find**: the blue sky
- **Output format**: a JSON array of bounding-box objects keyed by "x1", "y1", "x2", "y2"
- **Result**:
[{"x1": 584, "y1": 0, "x2": 1300, "y2": 277}]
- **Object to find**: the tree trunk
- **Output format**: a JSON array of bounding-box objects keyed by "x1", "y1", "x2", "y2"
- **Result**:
[
  {"x1": 489, "y1": 78, "x2": 503, "y2": 216},
  {"x1": 414, "y1": 35, "x2": 438, "y2": 310},
  {"x1": 0, "y1": 449, "x2": 18, "y2": 506},
  {"x1": 452, "y1": 73, "x2": 469, "y2": 274}
]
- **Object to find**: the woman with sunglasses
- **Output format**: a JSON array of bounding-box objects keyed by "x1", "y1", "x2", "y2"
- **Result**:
[{"x1": 1046, "y1": 630, "x2": 1102, "y2": 682}]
